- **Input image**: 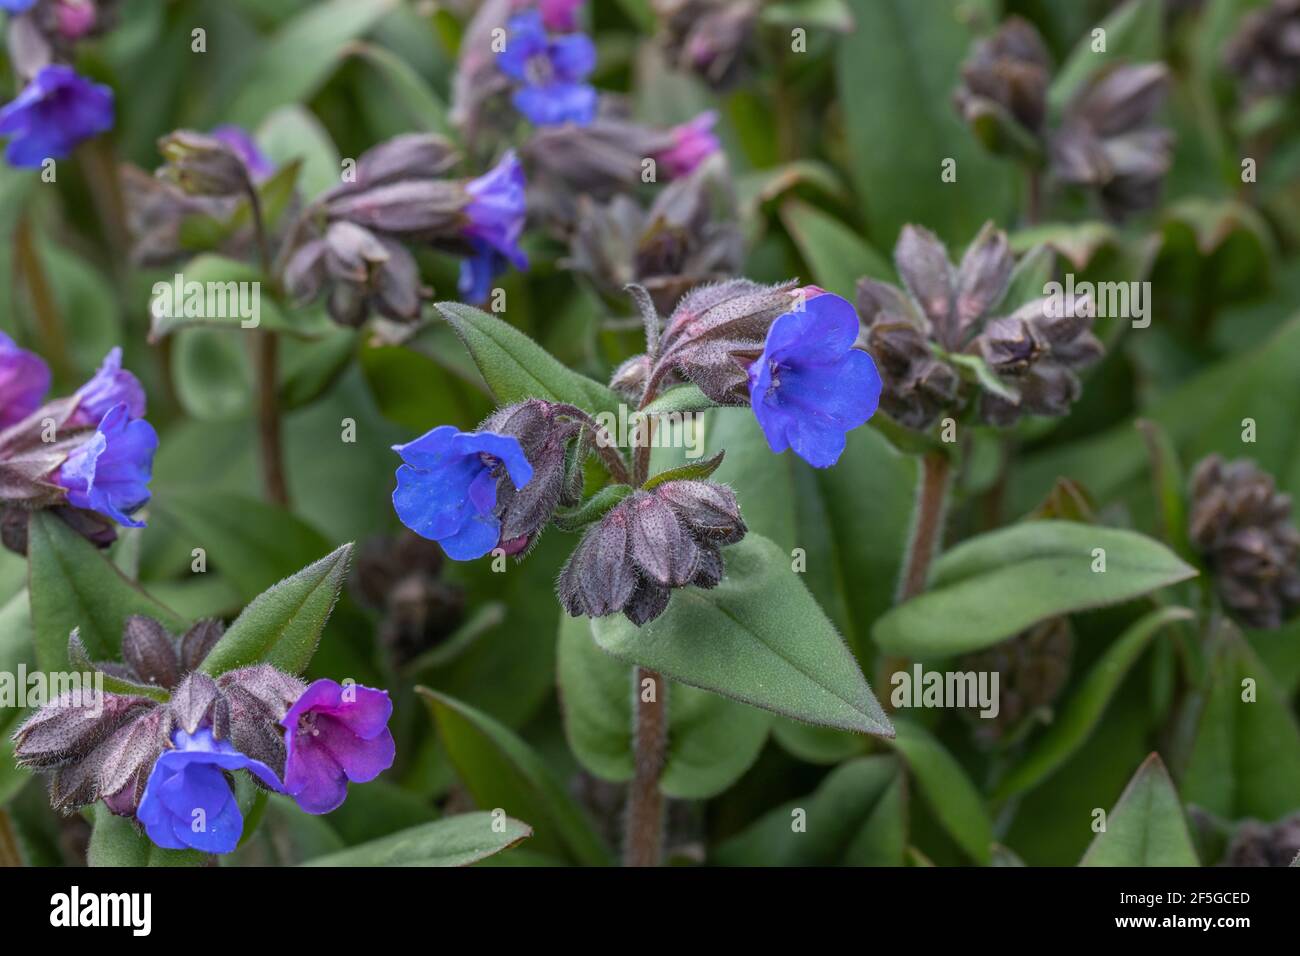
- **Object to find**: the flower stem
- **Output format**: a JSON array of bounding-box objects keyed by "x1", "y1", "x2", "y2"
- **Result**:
[
  {"x1": 246, "y1": 181, "x2": 290, "y2": 507},
  {"x1": 0, "y1": 808, "x2": 21, "y2": 867},
  {"x1": 624, "y1": 665, "x2": 666, "y2": 867},
  {"x1": 899, "y1": 450, "x2": 952, "y2": 601},
  {"x1": 13, "y1": 212, "x2": 71, "y2": 380}
]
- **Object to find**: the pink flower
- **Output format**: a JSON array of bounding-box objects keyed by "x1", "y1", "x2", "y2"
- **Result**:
[
  {"x1": 279, "y1": 679, "x2": 395, "y2": 814},
  {"x1": 657, "y1": 111, "x2": 721, "y2": 179}
]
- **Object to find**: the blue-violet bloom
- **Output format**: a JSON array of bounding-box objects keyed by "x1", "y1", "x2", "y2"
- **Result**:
[
  {"x1": 53, "y1": 403, "x2": 158, "y2": 527},
  {"x1": 68, "y1": 347, "x2": 145, "y2": 428},
  {"x1": 496, "y1": 10, "x2": 597, "y2": 126},
  {"x1": 210, "y1": 124, "x2": 274, "y2": 182},
  {"x1": 0, "y1": 331, "x2": 50, "y2": 428},
  {"x1": 0, "y1": 0, "x2": 38, "y2": 13},
  {"x1": 0, "y1": 65, "x2": 113, "y2": 168},
  {"x1": 392, "y1": 425, "x2": 534, "y2": 560},
  {"x1": 280, "y1": 679, "x2": 395, "y2": 814},
  {"x1": 458, "y1": 151, "x2": 529, "y2": 300},
  {"x1": 537, "y1": 0, "x2": 584, "y2": 31},
  {"x1": 747, "y1": 291, "x2": 882, "y2": 468},
  {"x1": 137, "y1": 727, "x2": 282, "y2": 854}
]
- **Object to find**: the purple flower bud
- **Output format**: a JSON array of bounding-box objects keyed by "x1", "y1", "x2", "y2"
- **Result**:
[
  {"x1": 392, "y1": 425, "x2": 534, "y2": 560},
  {"x1": 496, "y1": 10, "x2": 597, "y2": 126},
  {"x1": 52, "y1": 402, "x2": 158, "y2": 528},
  {"x1": 209, "y1": 124, "x2": 274, "y2": 182},
  {"x1": 655, "y1": 111, "x2": 721, "y2": 178},
  {"x1": 121, "y1": 615, "x2": 181, "y2": 690},
  {"x1": 137, "y1": 727, "x2": 283, "y2": 853},
  {"x1": 0, "y1": 64, "x2": 112, "y2": 168},
  {"x1": 12, "y1": 692, "x2": 152, "y2": 771},
  {"x1": 169, "y1": 672, "x2": 229, "y2": 738},
  {"x1": 179, "y1": 619, "x2": 225, "y2": 671},
  {"x1": 53, "y1": 0, "x2": 97, "y2": 40},
  {"x1": 657, "y1": 0, "x2": 758, "y2": 90},
  {"x1": 67, "y1": 346, "x2": 145, "y2": 428},
  {"x1": 558, "y1": 481, "x2": 744, "y2": 625},
  {"x1": 0, "y1": 330, "x2": 50, "y2": 428},
  {"x1": 747, "y1": 292, "x2": 881, "y2": 468},
  {"x1": 279, "y1": 679, "x2": 395, "y2": 815}
]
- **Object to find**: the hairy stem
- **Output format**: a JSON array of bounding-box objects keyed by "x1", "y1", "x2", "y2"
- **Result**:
[
  {"x1": 899, "y1": 451, "x2": 952, "y2": 601},
  {"x1": 246, "y1": 182, "x2": 289, "y2": 507},
  {"x1": 0, "y1": 808, "x2": 21, "y2": 867},
  {"x1": 14, "y1": 212, "x2": 71, "y2": 380},
  {"x1": 624, "y1": 666, "x2": 666, "y2": 867}
]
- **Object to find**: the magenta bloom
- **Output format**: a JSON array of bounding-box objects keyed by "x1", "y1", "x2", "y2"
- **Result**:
[
  {"x1": 537, "y1": 0, "x2": 584, "y2": 31},
  {"x1": 280, "y1": 679, "x2": 395, "y2": 814},
  {"x1": 68, "y1": 347, "x2": 145, "y2": 428},
  {"x1": 0, "y1": 331, "x2": 50, "y2": 428},
  {"x1": 657, "y1": 112, "x2": 721, "y2": 178},
  {"x1": 210, "y1": 124, "x2": 274, "y2": 182}
]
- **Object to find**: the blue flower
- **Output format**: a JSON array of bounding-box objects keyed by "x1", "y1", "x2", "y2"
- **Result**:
[
  {"x1": 458, "y1": 151, "x2": 529, "y2": 301},
  {"x1": 0, "y1": 0, "x2": 38, "y2": 13},
  {"x1": 68, "y1": 347, "x2": 145, "y2": 428},
  {"x1": 496, "y1": 10, "x2": 597, "y2": 126},
  {"x1": 53, "y1": 403, "x2": 158, "y2": 527},
  {"x1": 0, "y1": 65, "x2": 113, "y2": 168},
  {"x1": 747, "y1": 291, "x2": 881, "y2": 468},
  {"x1": 392, "y1": 425, "x2": 534, "y2": 560},
  {"x1": 137, "y1": 727, "x2": 282, "y2": 854}
]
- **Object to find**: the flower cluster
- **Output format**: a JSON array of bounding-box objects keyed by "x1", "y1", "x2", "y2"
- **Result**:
[
  {"x1": 857, "y1": 222, "x2": 1102, "y2": 431},
  {"x1": 565, "y1": 151, "x2": 741, "y2": 315},
  {"x1": 955, "y1": 16, "x2": 1173, "y2": 220},
  {"x1": 1189, "y1": 455, "x2": 1300, "y2": 630},
  {"x1": 12, "y1": 618, "x2": 394, "y2": 853},
  {"x1": 285, "y1": 140, "x2": 529, "y2": 314},
  {"x1": 653, "y1": 0, "x2": 759, "y2": 90},
  {"x1": 0, "y1": 0, "x2": 116, "y2": 168},
  {"x1": 0, "y1": 336, "x2": 157, "y2": 551}
]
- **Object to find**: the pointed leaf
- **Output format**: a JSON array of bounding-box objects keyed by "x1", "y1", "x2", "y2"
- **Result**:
[
  {"x1": 418, "y1": 688, "x2": 611, "y2": 866},
  {"x1": 890, "y1": 718, "x2": 993, "y2": 865},
  {"x1": 592, "y1": 533, "x2": 893, "y2": 736},
  {"x1": 435, "y1": 302, "x2": 621, "y2": 416},
  {"x1": 303, "y1": 813, "x2": 531, "y2": 867},
  {"x1": 198, "y1": 544, "x2": 352, "y2": 676},
  {"x1": 874, "y1": 521, "x2": 1198, "y2": 657},
  {"x1": 1080, "y1": 754, "x2": 1199, "y2": 866},
  {"x1": 28, "y1": 512, "x2": 185, "y2": 670}
]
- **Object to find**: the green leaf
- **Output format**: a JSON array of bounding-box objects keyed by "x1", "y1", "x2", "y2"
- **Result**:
[
  {"x1": 762, "y1": 0, "x2": 855, "y2": 31},
  {"x1": 227, "y1": 0, "x2": 399, "y2": 128},
  {"x1": 303, "y1": 813, "x2": 532, "y2": 867},
  {"x1": 150, "y1": 489, "x2": 333, "y2": 603},
  {"x1": 1180, "y1": 627, "x2": 1300, "y2": 820},
  {"x1": 779, "y1": 199, "x2": 892, "y2": 296},
  {"x1": 993, "y1": 606, "x2": 1194, "y2": 802},
  {"x1": 643, "y1": 450, "x2": 725, "y2": 490},
  {"x1": 199, "y1": 544, "x2": 353, "y2": 676},
  {"x1": 712, "y1": 757, "x2": 905, "y2": 866},
  {"x1": 557, "y1": 615, "x2": 770, "y2": 799},
  {"x1": 591, "y1": 534, "x2": 893, "y2": 736},
  {"x1": 350, "y1": 41, "x2": 452, "y2": 136},
  {"x1": 638, "y1": 383, "x2": 715, "y2": 418},
  {"x1": 873, "y1": 522, "x2": 1198, "y2": 657},
  {"x1": 435, "y1": 302, "x2": 621, "y2": 416},
  {"x1": 998, "y1": 242, "x2": 1056, "y2": 313},
  {"x1": 1049, "y1": 0, "x2": 1163, "y2": 112},
  {"x1": 890, "y1": 718, "x2": 993, "y2": 865},
  {"x1": 1080, "y1": 754, "x2": 1199, "y2": 866},
  {"x1": 28, "y1": 512, "x2": 185, "y2": 670},
  {"x1": 0, "y1": 591, "x2": 34, "y2": 805},
  {"x1": 418, "y1": 689, "x2": 611, "y2": 866},
  {"x1": 87, "y1": 806, "x2": 205, "y2": 867},
  {"x1": 257, "y1": 105, "x2": 342, "y2": 200},
  {"x1": 834, "y1": 0, "x2": 1014, "y2": 247}
]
